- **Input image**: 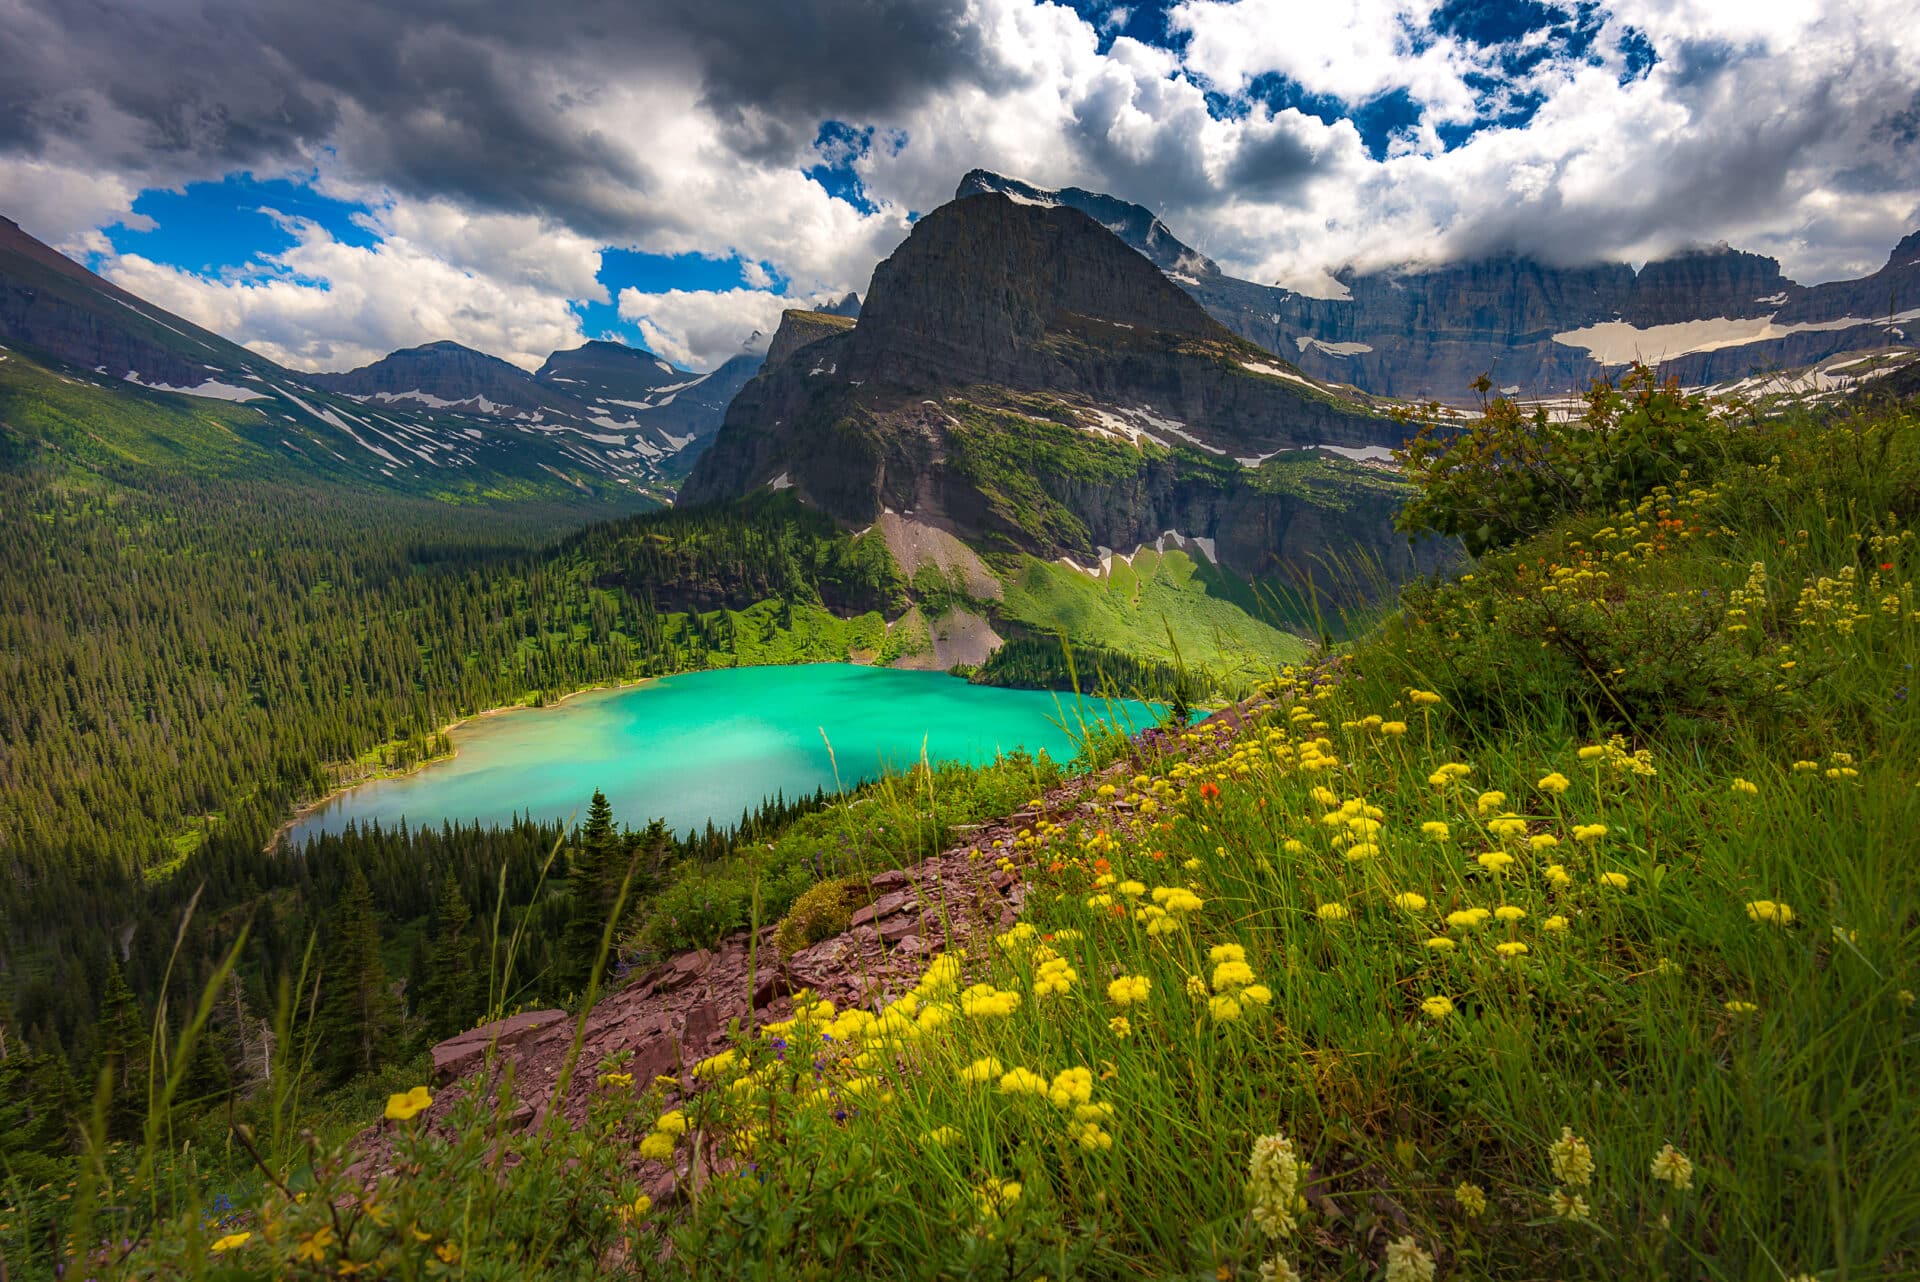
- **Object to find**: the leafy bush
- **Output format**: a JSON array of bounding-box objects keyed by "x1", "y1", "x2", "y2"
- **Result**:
[
  {"x1": 772, "y1": 875, "x2": 873, "y2": 956},
  {"x1": 1396, "y1": 365, "x2": 1735, "y2": 555}
]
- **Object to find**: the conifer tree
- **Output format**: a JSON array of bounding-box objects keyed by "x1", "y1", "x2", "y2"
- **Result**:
[
  {"x1": 314, "y1": 868, "x2": 403, "y2": 1084},
  {"x1": 420, "y1": 873, "x2": 481, "y2": 1038},
  {"x1": 559, "y1": 791, "x2": 625, "y2": 994},
  {"x1": 92, "y1": 961, "x2": 149, "y2": 1140}
]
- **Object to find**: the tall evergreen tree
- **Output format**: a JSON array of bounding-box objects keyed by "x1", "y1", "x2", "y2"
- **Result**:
[
  {"x1": 420, "y1": 873, "x2": 481, "y2": 1039},
  {"x1": 314, "y1": 868, "x2": 403, "y2": 1085},
  {"x1": 92, "y1": 961, "x2": 149, "y2": 1140},
  {"x1": 560, "y1": 791, "x2": 625, "y2": 994}
]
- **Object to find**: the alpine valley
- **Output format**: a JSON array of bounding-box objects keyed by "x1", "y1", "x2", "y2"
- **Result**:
[{"x1": 2, "y1": 142, "x2": 1919, "y2": 1282}]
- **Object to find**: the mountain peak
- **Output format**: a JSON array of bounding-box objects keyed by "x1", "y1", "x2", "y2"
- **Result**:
[
  {"x1": 849, "y1": 191, "x2": 1223, "y2": 387},
  {"x1": 955, "y1": 171, "x2": 1220, "y2": 279}
]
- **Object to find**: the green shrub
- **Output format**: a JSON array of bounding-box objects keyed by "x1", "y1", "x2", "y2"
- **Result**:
[
  {"x1": 1396, "y1": 365, "x2": 1734, "y2": 555},
  {"x1": 771, "y1": 875, "x2": 873, "y2": 956}
]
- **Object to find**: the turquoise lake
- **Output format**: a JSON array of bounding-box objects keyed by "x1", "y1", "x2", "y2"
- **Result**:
[{"x1": 285, "y1": 664, "x2": 1163, "y2": 845}]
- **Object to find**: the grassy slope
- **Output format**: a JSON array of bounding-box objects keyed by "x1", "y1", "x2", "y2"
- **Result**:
[
  {"x1": 0, "y1": 344, "x2": 641, "y2": 505},
  {"x1": 999, "y1": 545, "x2": 1311, "y2": 683}
]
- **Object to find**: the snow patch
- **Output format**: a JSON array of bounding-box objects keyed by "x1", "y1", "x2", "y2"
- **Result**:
[
  {"x1": 1293, "y1": 337, "x2": 1373, "y2": 357},
  {"x1": 1553, "y1": 311, "x2": 1920, "y2": 365},
  {"x1": 121, "y1": 372, "x2": 267, "y2": 402},
  {"x1": 769, "y1": 471, "x2": 794, "y2": 491},
  {"x1": 1239, "y1": 359, "x2": 1312, "y2": 385}
]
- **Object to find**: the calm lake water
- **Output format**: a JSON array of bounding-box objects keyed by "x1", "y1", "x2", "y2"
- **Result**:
[{"x1": 285, "y1": 664, "x2": 1163, "y2": 845}]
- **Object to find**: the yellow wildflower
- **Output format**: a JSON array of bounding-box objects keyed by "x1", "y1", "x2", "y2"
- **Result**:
[
  {"x1": 1496, "y1": 941, "x2": 1529, "y2": 958},
  {"x1": 1486, "y1": 815, "x2": 1528, "y2": 839},
  {"x1": 1212, "y1": 960, "x2": 1257, "y2": 991},
  {"x1": 975, "y1": 1178, "x2": 1022, "y2": 1219},
  {"x1": 1446, "y1": 908, "x2": 1491, "y2": 931},
  {"x1": 1745, "y1": 900, "x2": 1795, "y2": 925},
  {"x1": 292, "y1": 1227, "x2": 336, "y2": 1265},
  {"x1": 1476, "y1": 850, "x2": 1515, "y2": 873},
  {"x1": 1344, "y1": 842, "x2": 1381, "y2": 861},
  {"x1": 1046, "y1": 1066, "x2": 1094, "y2": 1109},
  {"x1": 1420, "y1": 995, "x2": 1454, "y2": 1020},
  {"x1": 1424, "y1": 936, "x2": 1456, "y2": 951},
  {"x1": 1529, "y1": 833, "x2": 1560, "y2": 852},
  {"x1": 1108, "y1": 1015, "x2": 1133, "y2": 1039},
  {"x1": 1494, "y1": 905, "x2": 1526, "y2": 923},
  {"x1": 961, "y1": 1057, "x2": 1005, "y2": 1084},
  {"x1": 1543, "y1": 915, "x2": 1569, "y2": 932},
  {"x1": 1544, "y1": 863, "x2": 1572, "y2": 887},
  {"x1": 1476, "y1": 790, "x2": 1508, "y2": 814},
  {"x1": 383, "y1": 1085, "x2": 433, "y2": 1123},
  {"x1": 1247, "y1": 1133, "x2": 1300, "y2": 1238},
  {"x1": 1316, "y1": 902, "x2": 1350, "y2": 922},
  {"x1": 1537, "y1": 772, "x2": 1571, "y2": 795},
  {"x1": 1392, "y1": 892, "x2": 1429, "y2": 912},
  {"x1": 1259, "y1": 1254, "x2": 1303, "y2": 1282},
  {"x1": 639, "y1": 1131, "x2": 677, "y2": 1161},
  {"x1": 1420, "y1": 821, "x2": 1451, "y2": 841},
  {"x1": 1384, "y1": 1235, "x2": 1437, "y2": 1282},
  {"x1": 1109, "y1": 974, "x2": 1152, "y2": 1005},
  {"x1": 210, "y1": 1232, "x2": 251, "y2": 1253},
  {"x1": 1550, "y1": 1189, "x2": 1591, "y2": 1222},
  {"x1": 1724, "y1": 999, "x2": 1759, "y2": 1014},
  {"x1": 1730, "y1": 777, "x2": 1760, "y2": 796},
  {"x1": 1572, "y1": 823, "x2": 1609, "y2": 843},
  {"x1": 1650, "y1": 1143, "x2": 1694, "y2": 1191},
  {"x1": 997, "y1": 1067, "x2": 1049, "y2": 1097},
  {"x1": 1599, "y1": 871, "x2": 1631, "y2": 889},
  {"x1": 1549, "y1": 1126, "x2": 1595, "y2": 1187},
  {"x1": 1454, "y1": 1182, "x2": 1487, "y2": 1216}
]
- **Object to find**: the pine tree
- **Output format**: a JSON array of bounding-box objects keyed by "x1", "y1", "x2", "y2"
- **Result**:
[
  {"x1": 559, "y1": 791, "x2": 625, "y2": 995},
  {"x1": 420, "y1": 873, "x2": 481, "y2": 1038},
  {"x1": 92, "y1": 961, "x2": 149, "y2": 1141},
  {"x1": 314, "y1": 868, "x2": 403, "y2": 1085}
]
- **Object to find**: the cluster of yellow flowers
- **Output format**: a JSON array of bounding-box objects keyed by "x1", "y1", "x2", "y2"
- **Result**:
[{"x1": 1206, "y1": 943, "x2": 1272, "y2": 1023}]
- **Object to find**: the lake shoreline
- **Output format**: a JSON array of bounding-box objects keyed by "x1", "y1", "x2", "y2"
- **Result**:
[
  {"x1": 266, "y1": 674, "x2": 661, "y2": 852},
  {"x1": 274, "y1": 664, "x2": 1166, "y2": 851}
]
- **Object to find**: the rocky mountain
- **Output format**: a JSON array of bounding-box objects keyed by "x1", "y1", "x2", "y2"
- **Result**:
[
  {"x1": 682, "y1": 191, "x2": 1439, "y2": 594},
  {"x1": 958, "y1": 171, "x2": 1920, "y2": 402},
  {"x1": 0, "y1": 215, "x2": 756, "y2": 497}
]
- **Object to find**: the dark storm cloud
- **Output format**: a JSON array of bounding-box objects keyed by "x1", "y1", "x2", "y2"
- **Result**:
[{"x1": 0, "y1": 0, "x2": 985, "y2": 235}]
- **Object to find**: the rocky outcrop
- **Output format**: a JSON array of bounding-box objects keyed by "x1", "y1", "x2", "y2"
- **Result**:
[{"x1": 679, "y1": 193, "x2": 1405, "y2": 580}]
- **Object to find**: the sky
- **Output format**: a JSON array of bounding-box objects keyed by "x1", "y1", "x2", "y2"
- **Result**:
[{"x1": 1, "y1": 0, "x2": 1915, "y2": 373}]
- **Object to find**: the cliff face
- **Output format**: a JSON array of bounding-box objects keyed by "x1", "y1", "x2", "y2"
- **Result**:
[
  {"x1": 680, "y1": 193, "x2": 1415, "y2": 582},
  {"x1": 956, "y1": 172, "x2": 1920, "y2": 401},
  {"x1": 0, "y1": 215, "x2": 270, "y2": 389}
]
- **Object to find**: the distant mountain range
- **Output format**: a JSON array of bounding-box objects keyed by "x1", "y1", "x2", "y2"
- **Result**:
[
  {"x1": 0, "y1": 214, "x2": 760, "y2": 500},
  {"x1": 8, "y1": 175, "x2": 1914, "y2": 511},
  {"x1": 958, "y1": 170, "x2": 1920, "y2": 402}
]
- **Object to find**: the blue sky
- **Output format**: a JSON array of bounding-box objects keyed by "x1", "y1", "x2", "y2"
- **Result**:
[{"x1": 6, "y1": 0, "x2": 1912, "y2": 373}]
